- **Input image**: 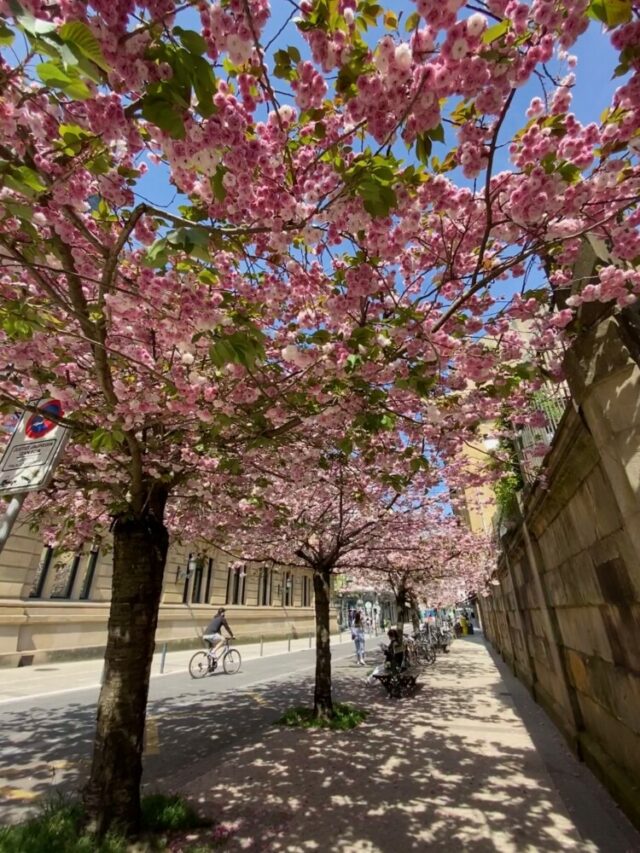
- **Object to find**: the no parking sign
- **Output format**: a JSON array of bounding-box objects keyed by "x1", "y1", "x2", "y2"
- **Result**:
[{"x1": 0, "y1": 399, "x2": 69, "y2": 495}]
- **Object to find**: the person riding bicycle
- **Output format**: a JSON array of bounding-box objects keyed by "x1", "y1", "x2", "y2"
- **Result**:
[{"x1": 203, "y1": 607, "x2": 234, "y2": 658}]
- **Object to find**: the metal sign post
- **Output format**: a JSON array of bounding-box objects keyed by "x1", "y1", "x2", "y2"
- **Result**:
[{"x1": 0, "y1": 399, "x2": 69, "y2": 557}]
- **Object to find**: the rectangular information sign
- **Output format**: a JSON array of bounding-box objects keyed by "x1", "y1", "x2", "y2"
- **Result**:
[{"x1": 0, "y1": 400, "x2": 69, "y2": 496}]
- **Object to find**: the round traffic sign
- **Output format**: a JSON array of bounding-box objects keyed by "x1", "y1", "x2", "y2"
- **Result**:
[{"x1": 25, "y1": 400, "x2": 64, "y2": 440}]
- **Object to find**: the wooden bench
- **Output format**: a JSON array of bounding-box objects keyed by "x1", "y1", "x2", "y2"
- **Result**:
[{"x1": 371, "y1": 665, "x2": 420, "y2": 698}]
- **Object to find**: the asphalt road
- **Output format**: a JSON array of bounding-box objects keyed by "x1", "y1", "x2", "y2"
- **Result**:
[{"x1": 0, "y1": 641, "x2": 371, "y2": 823}]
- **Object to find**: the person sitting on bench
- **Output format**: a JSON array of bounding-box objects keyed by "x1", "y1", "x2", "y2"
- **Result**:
[{"x1": 384, "y1": 629, "x2": 405, "y2": 670}]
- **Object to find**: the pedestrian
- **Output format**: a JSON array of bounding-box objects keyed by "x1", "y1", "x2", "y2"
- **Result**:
[{"x1": 352, "y1": 609, "x2": 366, "y2": 666}]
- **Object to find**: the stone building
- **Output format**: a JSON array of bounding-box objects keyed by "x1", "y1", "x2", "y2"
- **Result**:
[{"x1": 0, "y1": 523, "x2": 317, "y2": 667}]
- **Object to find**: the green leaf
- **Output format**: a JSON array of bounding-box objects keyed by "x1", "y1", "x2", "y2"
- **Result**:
[
  {"x1": 8, "y1": 1, "x2": 57, "y2": 35},
  {"x1": 358, "y1": 179, "x2": 396, "y2": 217},
  {"x1": 337, "y1": 437, "x2": 353, "y2": 456},
  {"x1": 59, "y1": 21, "x2": 109, "y2": 71},
  {"x1": 144, "y1": 238, "x2": 169, "y2": 267},
  {"x1": 482, "y1": 19, "x2": 509, "y2": 44},
  {"x1": 141, "y1": 96, "x2": 185, "y2": 138},
  {"x1": 404, "y1": 11, "x2": 420, "y2": 31},
  {"x1": 558, "y1": 162, "x2": 582, "y2": 183},
  {"x1": 428, "y1": 123, "x2": 445, "y2": 144},
  {"x1": 415, "y1": 133, "x2": 432, "y2": 165},
  {"x1": 3, "y1": 165, "x2": 47, "y2": 197},
  {"x1": 288, "y1": 45, "x2": 301, "y2": 63},
  {"x1": 191, "y1": 55, "x2": 216, "y2": 117},
  {"x1": 0, "y1": 21, "x2": 15, "y2": 45},
  {"x1": 589, "y1": 0, "x2": 631, "y2": 24},
  {"x1": 175, "y1": 27, "x2": 207, "y2": 56},
  {"x1": 384, "y1": 10, "x2": 398, "y2": 29},
  {"x1": 36, "y1": 61, "x2": 92, "y2": 99},
  {"x1": 90, "y1": 428, "x2": 120, "y2": 452},
  {"x1": 211, "y1": 165, "x2": 227, "y2": 202}
]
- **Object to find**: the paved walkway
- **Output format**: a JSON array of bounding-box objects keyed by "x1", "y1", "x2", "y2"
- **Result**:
[{"x1": 173, "y1": 636, "x2": 640, "y2": 853}]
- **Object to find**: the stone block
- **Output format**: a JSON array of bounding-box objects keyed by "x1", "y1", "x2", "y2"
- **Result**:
[
  {"x1": 537, "y1": 526, "x2": 560, "y2": 570},
  {"x1": 564, "y1": 482, "x2": 600, "y2": 552},
  {"x1": 556, "y1": 606, "x2": 613, "y2": 662},
  {"x1": 616, "y1": 526, "x2": 640, "y2": 601},
  {"x1": 541, "y1": 564, "x2": 571, "y2": 608},
  {"x1": 564, "y1": 316, "x2": 635, "y2": 404},
  {"x1": 585, "y1": 423, "x2": 638, "y2": 519},
  {"x1": 614, "y1": 427, "x2": 640, "y2": 502},
  {"x1": 562, "y1": 552, "x2": 604, "y2": 607},
  {"x1": 589, "y1": 365, "x2": 640, "y2": 436},
  {"x1": 577, "y1": 691, "x2": 640, "y2": 785},
  {"x1": 564, "y1": 648, "x2": 590, "y2": 695},
  {"x1": 600, "y1": 603, "x2": 640, "y2": 674},
  {"x1": 584, "y1": 462, "x2": 623, "y2": 540}
]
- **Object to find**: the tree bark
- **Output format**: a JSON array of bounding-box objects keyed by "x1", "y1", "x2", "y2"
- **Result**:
[
  {"x1": 83, "y1": 488, "x2": 169, "y2": 836},
  {"x1": 409, "y1": 592, "x2": 421, "y2": 635},
  {"x1": 395, "y1": 585, "x2": 406, "y2": 637},
  {"x1": 313, "y1": 567, "x2": 333, "y2": 720}
]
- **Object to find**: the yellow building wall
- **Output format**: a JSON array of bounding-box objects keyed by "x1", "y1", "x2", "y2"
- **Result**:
[{"x1": 0, "y1": 524, "x2": 321, "y2": 666}]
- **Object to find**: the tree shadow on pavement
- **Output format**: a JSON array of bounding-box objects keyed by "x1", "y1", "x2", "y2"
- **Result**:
[
  {"x1": 173, "y1": 641, "x2": 606, "y2": 853},
  {"x1": 2, "y1": 639, "x2": 636, "y2": 853}
]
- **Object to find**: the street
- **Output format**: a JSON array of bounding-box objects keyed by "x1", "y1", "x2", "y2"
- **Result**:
[{"x1": 0, "y1": 640, "x2": 371, "y2": 824}]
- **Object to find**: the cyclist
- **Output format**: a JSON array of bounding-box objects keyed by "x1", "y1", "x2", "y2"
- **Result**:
[{"x1": 203, "y1": 607, "x2": 235, "y2": 659}]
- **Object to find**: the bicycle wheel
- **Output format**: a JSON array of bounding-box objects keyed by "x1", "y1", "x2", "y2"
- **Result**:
[
  {"x1": 222, "y1": 648, "x2": 241, "y2": 674},
  {"x1": 189, "y1": 650, "x2": 211, "y2": 679}
]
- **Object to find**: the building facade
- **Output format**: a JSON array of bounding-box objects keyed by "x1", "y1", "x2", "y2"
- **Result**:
[{"x1": 0, "y1": 523, "x2": 321, "y2": 667}]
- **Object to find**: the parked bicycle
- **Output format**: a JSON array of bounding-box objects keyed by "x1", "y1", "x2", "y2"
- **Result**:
[
  {"x1": 189, "y1": 637, "x2": 242, "y2": 678},
  {"x1": 412, "y1": 632, "x2": 437, "y2": 665}
]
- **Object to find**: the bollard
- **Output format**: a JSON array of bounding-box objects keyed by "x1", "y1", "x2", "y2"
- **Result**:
[
  {"x1": 308, "y1": 633, "x2": 312, "y2": 649},
  {"x1": 288, "y1": 634, "x2": 291, "y2": 652},
  {"x1": 100, "y1": 661, "x2": 106, "y2": 686},
  {"x1": 260, "y1": 635, "x2": 264, "y2": 657},
  {"x1": 339, "y1": 629, "x2": 343, "y2": 643},
  {"x1": 160, "y1": 642, "x2": 168, "y2": 674}
]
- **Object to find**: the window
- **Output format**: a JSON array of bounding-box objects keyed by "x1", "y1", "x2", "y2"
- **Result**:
[
  {"x1": 204, "y1": 557, "x2": 214, "y2": 603},
  {"x1": 49, "y1": 553, "x2": 81, "y2": 599},
  {"x1": 79, "y1": 549, "x2": 100, "y2": 600},
  {"x1": 257, "y1": 567, "x2": 272, "y2": 606},
  {"x1": 182, "y1": 554, "x2": 193, "y2": 604},
  {"x1": 191, "y1": 558, "x2": 203, "y2": 603},
  {"x1": 30, "y1": 547, "x2": 97, "y2": 601},
  {"x1": 302, "y1": 575, "x2": 311, "y2": 607},
  {"x1": 29, "y1": 546, "x2": 54, "y2": 598},
  {"x1": 226, "y1": 565, "x2": 246, "y2": 605},
  {"x1": 283, "y1": 571, "x2": 293, "y2": 607}
]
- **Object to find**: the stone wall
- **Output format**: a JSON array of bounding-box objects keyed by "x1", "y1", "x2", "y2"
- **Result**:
[{"x1": 479, "y1": 309, "x2": 640, "y2": 828}]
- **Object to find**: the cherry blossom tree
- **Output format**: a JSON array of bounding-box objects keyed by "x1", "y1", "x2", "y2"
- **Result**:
[
  {"x1": 1, "y1": 0, "x2": 639, "y2": 836},
  {"x1": 201, "y1": 432, "x2": 473, "y2": 717}
]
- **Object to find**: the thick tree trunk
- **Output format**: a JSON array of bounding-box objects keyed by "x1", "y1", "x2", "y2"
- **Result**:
[
  {"x1": 83, "y1": 492, "x2": 169, "y2": 836},
  {"x1": 409, "y1": 593, "x2": 421, "y2": 634},
  {"x1": 395, "y1": 586, "x2": 406, "y2": 637},
  {"x1": 313, "y1": 567, "x2": 333, "y2": 720}
]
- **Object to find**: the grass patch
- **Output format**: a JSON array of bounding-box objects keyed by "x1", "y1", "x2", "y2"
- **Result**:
[
  {"x1": 141, "y1": 793, "x2": 204, "y2": 833},
  {"x1": 276, "y1": 702, "x2": 367, "y2": 731},
  {"x1": 0, "y1": 793, "x2": 211, "y2": 853}
]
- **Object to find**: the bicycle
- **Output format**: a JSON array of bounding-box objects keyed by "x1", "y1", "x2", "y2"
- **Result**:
[{"x1": 189, "y1": 637, "x2": 242, "y2": 678}]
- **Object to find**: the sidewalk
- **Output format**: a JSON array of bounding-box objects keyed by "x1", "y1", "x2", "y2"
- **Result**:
[
  {"x1": 172, "y1": 636, "x2": 640, "y2": 853},
  {"x1": 0, "y1": 630, "x2": 368, "y2": 704}
]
